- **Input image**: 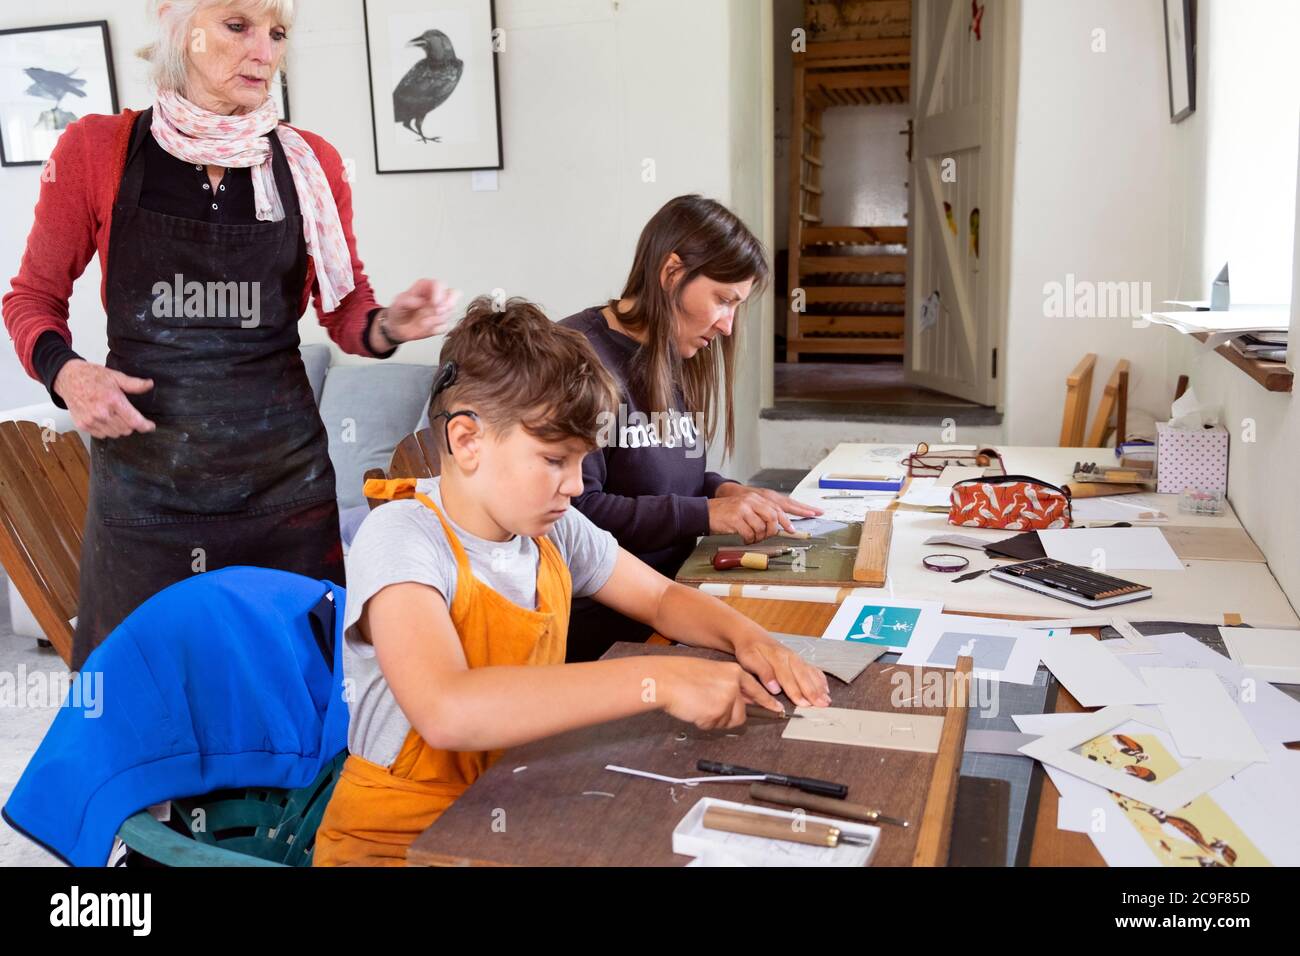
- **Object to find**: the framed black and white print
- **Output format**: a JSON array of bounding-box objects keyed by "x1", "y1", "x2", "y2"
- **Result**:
[
  {"x1": 1163, "y1": 0, "x2": 1195, "y2": 123},
  {"x1": 0, "y1": 20, "x2": 118, "y2": 167},
  {"x1": 363, "y1": 0, "x2": 503, "y2": 173}
]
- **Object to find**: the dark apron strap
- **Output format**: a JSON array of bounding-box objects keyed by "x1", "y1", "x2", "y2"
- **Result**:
[{"x1": 117, "y1": 107, "x2": 154, "y2": 210}]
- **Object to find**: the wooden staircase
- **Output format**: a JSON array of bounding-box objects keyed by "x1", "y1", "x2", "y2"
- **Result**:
[{"x1": 786, "y1": 39, "x2": 910, "y2": 362}]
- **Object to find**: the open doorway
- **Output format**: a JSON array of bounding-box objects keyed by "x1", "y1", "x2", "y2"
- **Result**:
[{"x1": 772, "y1": 0, "x2": 1016, "y2": 417}]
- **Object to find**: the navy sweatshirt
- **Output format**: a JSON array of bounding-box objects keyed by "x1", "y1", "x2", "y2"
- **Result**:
[{"x1": 559, "y1": 306, "x2": 736, "y2": 577}]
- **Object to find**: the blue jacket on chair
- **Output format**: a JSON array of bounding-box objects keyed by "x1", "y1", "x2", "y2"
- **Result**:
[{"x1": 2, "y1": 566, "x2": 349, "y2": 866}]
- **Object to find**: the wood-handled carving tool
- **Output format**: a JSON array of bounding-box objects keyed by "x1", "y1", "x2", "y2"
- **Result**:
[
  {"x1": 749, "y1": 783, "x2": 909, "y2": 828},
  {"x1": 701, "y1": 806, "x2": 871, "y2": 847},
  {"x1": 711, "y1": 552, "x2": 820, "y2": 571}
]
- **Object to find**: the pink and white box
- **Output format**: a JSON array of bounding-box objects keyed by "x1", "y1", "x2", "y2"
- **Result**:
[{"x1": 1156, "y1": 421, "x2": 1229, "y2": 494}]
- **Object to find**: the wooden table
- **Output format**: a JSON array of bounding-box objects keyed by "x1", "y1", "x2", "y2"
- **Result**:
[
  {"x1": 408, "y1": 595, "x2": 1094, "y2": 867},
  {"x1": 769, "y1": 443, "x2": 1299, "y2": 629}
]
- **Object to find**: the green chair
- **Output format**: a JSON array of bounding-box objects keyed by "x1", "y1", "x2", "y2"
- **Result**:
[{"x1": 115, "y1": 750, "x2": 348, "y2": 867}]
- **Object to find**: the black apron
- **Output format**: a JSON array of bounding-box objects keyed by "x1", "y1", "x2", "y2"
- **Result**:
[{"x1": 71, "y1": 108, "x2": 344, "y2": 670}]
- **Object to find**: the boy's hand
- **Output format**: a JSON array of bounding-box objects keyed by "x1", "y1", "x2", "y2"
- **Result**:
[
  {"x1": 656, "y1": 658, "x2": 783, "y2": 730},
  {"x1": 732, "y1": 629, "x2": 832, "y2": 709}
]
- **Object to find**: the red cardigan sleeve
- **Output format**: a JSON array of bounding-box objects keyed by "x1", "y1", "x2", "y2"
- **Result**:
[
  {"x1": 2, "y1": 118, "x2": 103, "y2": 380},
  {"x1": 290, "y1": 127, "x2": 384, "y2": 357}
]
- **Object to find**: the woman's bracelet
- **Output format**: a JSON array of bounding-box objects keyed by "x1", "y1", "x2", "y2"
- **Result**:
[{"x1": 377, "y1": 309, "x2": 402, "y2": 349}]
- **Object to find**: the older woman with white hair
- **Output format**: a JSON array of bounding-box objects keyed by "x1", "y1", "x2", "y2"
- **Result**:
[{"x1": 2, "y1": 0, "x2": 458, "y2": 670}]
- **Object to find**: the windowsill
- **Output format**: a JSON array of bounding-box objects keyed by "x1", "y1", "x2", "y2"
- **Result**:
[{"x1": 1191, "y1": 333, "x2": 1293, "y2": 393}]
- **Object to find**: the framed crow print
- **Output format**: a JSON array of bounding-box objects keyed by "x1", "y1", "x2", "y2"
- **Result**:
[
  {"x1": 0, "y1": 20, "x2": 119, "y2": 167},
  {"x1": 363, "y1": 0, "x2": 503, "y2": 173}
]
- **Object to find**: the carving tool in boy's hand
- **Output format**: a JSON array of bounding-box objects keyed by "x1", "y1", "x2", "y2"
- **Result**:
[
  {"x1": 748, "y1": 783, "x2": 909, "y2": 828},
  {"x1": 697, "y1": 759, "x2": 847, "y2": 799},
  {"x1": 702, "y1": 805, "x2": 872, "y2": 848},
  {"x1": 744, "y1": 703, "x2": 805, "y2": 721}
]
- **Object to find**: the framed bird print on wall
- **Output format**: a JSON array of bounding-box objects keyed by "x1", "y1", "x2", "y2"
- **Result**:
[
  {"x1": 0, "y1": 20, "x2": 119, "y2": 168},
  {"x1": 363, "y1": 0, "x2": 503, "y2": 173}
]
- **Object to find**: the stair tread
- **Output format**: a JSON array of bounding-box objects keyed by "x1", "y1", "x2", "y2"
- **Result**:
[{"x1": 799, "y1": 255, "x2": 906, "y2": 275}]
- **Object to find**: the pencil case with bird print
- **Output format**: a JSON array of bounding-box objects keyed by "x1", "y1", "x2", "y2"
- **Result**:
[{"x1": 947, "y1": 475, "x2": 1072, "y2": 530}]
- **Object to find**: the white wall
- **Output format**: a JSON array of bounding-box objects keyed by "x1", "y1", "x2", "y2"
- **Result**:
[
  {"x1": 1001, "y1": 0, "x2": 1180, "y2": 443},
  {"x1": 0, "y1": 0, "x2": 770, "y2": 475},
  {"x1": 1004, "y1": 0, "x2": 1300, "y2": 609},
  {"x1": 1163, "y1": 0, "x2": 1300, "y2": 612},
  {"x1": 722, "y1": 0, "x2": 774, "y2": 481},
  {"x1": 819, "y1": 103, "x2": 909, "y2": 227}
]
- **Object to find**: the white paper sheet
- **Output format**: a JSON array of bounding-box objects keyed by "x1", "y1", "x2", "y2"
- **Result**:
[
  {"x1": 1039, "y1": 634, "x2": 1164, "y2": 706},
  {"x1": 1219, "y1": 627, "x2": 1300, "y2": 685},
  {"x1": 1018, "y1": 706, "x2": 1250, "y2": 813},
  {"x1": 792, "y1": 490, "x2": 897, "y2": 524},
  {"x1": 1116, "y1": 633, "x2": 1300, "y2": 747},
  {"x1": 1038, "y1": 527, "x2": 1185, "y2": 572},
  {"x1": 899, "y1": 476, "x2": 961, "y2": 512},
  {"x1": 820, "y1": 596, "x2": 945, "y2": 652},
  {"x1": 1139, "y1": 667, "x2": 1270, "y2": 763},
  {"x1": 1056, "y1": 791, "x2": 1094, "y2": 833},
  {"x1": 896, "y1": 614, "x2": 1048, "y2": 685},
  {"x1": 935, "y1": 465, "x2": 985, "y2": 487},
  {"x1": 1146, "y1": 309, "x2": 1290, "y2": 334},
  {"x1": 1070, "y1": 496, "x2": 1169, "y2": 525},
  {"x1": 897, "y1": 477, "x2": 955, "y2": 508},
  {"x1": 1106, "y1": 618, "x2": 1160, "y2": 655}
]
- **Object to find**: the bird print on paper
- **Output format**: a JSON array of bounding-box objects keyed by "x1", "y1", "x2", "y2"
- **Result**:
[
  {"x1": 24, "y1": 66, "x2": 87, "y2": 130},
  {"x1": 393, "y1": 29, "x2": 464, "y2": 144}
]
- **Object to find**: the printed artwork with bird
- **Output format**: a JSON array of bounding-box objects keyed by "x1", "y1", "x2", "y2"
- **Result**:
[
  {"x1": 394, "y1": 29, "x2": 464, "y2": 143},
  {"x1": 24, "y1": 66, "x2": 86, "y2": 131},
  {"x1": 1080, "y1": 733, "x2": 1269, "y2": 867}
]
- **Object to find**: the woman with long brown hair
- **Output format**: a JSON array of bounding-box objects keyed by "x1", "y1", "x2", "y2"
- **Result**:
[{"x1": 560, "y1": 195, "x2": 821, "y2": 662}]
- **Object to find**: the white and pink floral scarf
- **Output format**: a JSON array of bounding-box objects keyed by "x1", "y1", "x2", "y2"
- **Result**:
[{"x1": 150, "y1": 89, "x2": 355, "y2": 313}]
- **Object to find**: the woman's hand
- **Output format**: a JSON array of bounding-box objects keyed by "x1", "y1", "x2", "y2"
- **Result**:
[
  {"x1": 707, "y1": 484, "x2": 822, "y2": 543},
  {"x1": 718, "y1": 481, "x2": 822, "y2": 517},
  {"x1": 377, "y1": 278, "x2": 461, "y2": 346},
  {"x1": 731, "y1": 627, "x2": 832, "y2": 709},
  {"x1": 53, "y1": 359, "x2": 156, "y2": 438}
]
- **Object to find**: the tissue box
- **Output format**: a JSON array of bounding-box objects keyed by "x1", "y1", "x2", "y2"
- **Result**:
[{"x1": 1156, "y1": 421, "x2": 1229, "y2": 494}]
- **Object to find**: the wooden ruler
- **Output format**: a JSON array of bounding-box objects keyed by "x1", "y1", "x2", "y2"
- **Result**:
[
  {"x1": 852, "y1": 510, "x2": 893, "y2": 585},
  {"x1": 912, "y1": 655, "x2": 974, "y2": 866}
]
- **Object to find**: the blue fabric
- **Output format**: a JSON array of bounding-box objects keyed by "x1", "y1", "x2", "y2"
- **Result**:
[{"x1": 2, "y1": 566, "x2": 348, "y2": 866}]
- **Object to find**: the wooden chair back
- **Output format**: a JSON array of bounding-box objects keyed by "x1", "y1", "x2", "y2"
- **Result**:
[
  {"x1": 1085, "y1": 359, "x2": 1130, "y2": 448},
  {"x1": 1059, "y1": 353, "x2": 1096, "y2": 446},
  {"x1": 0, "y1": 421, "x2": 90, "y2": 663},
  {"x1": 362, "y1": 427, "x2": 442, "y2": 509}
]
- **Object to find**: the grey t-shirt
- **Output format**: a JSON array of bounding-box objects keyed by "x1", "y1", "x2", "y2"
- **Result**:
[{"x1": 341, "y1": 477, "x2": 619, "y2": 766}]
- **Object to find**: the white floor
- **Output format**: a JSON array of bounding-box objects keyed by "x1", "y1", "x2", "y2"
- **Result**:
[{"x1": 0, "y1": 568, "x2": 66, "y2": 866}]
